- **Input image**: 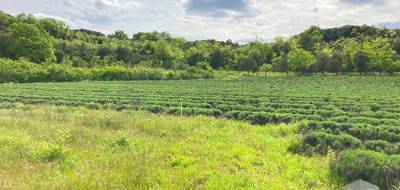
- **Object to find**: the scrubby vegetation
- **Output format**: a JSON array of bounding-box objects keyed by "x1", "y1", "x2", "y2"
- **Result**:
[{"x1": 0, "y1": 105, "x2": 332, "y2": 189}]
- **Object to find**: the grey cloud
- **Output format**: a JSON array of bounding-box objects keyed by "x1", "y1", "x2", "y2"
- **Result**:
[{"x1": 185, "y1": 0, "x2": 252, "y2": 18}]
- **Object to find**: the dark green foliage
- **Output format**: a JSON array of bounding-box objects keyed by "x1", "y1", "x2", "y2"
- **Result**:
[
  {"x1": 298, "y1": 26, "x2": 323, "y2": 51},
  {"x1": 315, "y1": 53, "x2": 330, "y2": 75},
  {"x1": 354, "y1": 51, "x2": 370, "y2": 75}
]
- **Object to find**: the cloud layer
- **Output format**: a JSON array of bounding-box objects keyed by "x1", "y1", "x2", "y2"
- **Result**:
[
  {"x1": 185, "y1": 0, "x2": 251, "y2": 17},
  {"x1": 0, "y1": 0, "x2": 399, "y2": 41}
]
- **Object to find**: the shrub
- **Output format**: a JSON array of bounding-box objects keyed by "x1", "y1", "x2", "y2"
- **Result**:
[
  {"x1": 247, "y1": 112, "x2": 270, "y2": 125},
  {"x1": 365, "y1": 140, "x2": 399, "y2": 155},
  {"x1": 330, "y1": 150, "x2": 400, "y2": 189},
  {"x1": 292, "y1": 132, "x2": 362, "y2": 155},
  {"x1": 86, "y1": 102, "x2": 102, "y2": 110},
  {"x1": 143, "y1": 105, "x2": 165, "y2": 114}
]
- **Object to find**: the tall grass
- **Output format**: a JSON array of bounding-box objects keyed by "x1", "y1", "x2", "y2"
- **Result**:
[{"x1": 0, "y1": 105, "x2": 332, "y2": 189}]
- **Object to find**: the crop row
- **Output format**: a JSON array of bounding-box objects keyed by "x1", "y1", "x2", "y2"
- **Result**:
[{"x1": 0, "y1": 77, "x2": 399, "y2": 155}]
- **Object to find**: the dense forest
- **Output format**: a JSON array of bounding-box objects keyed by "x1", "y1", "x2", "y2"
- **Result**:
[{"x1": 0, "y1": 11, "x2": 400, "y2": 82}]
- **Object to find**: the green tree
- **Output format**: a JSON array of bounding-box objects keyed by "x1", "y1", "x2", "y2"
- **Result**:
[
  {"x1": 237, "y1": 48, "x2": 262, "y2": 75},
  {"x1": 209, "y1": 45, "x2": 225, "y2": 69},
  {"x1": 272, "y1": 37, "x2": 291, "y2": 56},
  {"x1": 315, "y1": 47, "x2": 332, "y2": 75},
  {"x1": 329, "y1": 51, "x2": 345, "y2": 75},
  {"x1": 153, "y1": 40, "x2": 184, "y2": 69},
  {"x1": 39, "y1": 18, "x2": 68, "y2": 39},
  {"x1": 260, "y1": 64, "x2": 272, "y2": 77},
  {"x1": 7, "y1": 22, "x2": 55, "y2": 63},
  {"x1": 369, "y1": 37, "x2": 396, "y2": 74},
  {"x1": 110, "y1": 30, "x2": 128, "y2": 40},
  {"x1": 272, "y1": 55, "x2": 289, "y2": 76},
  {"x1": 298, "y1": 26, "x2": 323, "y2": 51},
  {"x1": 115, "y1": 46, "x2": 131, "y2": 64},
  {"x1": 185, "y1": 47, "x2": 204, "y2": 66},
  {"x1": 354, "y1": 51, "x2": 369, "y2": 75},
  {"x1": 287, "y1": 48, "x2": 315, "y2": 74}
]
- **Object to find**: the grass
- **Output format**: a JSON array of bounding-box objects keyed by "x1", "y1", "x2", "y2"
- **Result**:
[{"x1": 0, "y1": 105, "x2": 333, "y2": 189}]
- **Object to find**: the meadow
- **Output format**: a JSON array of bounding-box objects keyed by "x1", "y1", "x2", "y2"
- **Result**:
[{"x1": 0, "y1": 105, "x2": 331, "y2": 189}]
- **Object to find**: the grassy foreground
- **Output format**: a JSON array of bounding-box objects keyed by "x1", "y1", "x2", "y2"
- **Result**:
[{"x1": 0, "y1": 105, "x2": 332, "y2": 189}]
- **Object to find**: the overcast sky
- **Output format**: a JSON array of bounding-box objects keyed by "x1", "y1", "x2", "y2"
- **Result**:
[{"x1": 0, "y1": 0, "x2": 399, "y2": 42}]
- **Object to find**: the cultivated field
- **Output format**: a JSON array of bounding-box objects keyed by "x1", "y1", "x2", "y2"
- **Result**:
[
  {"x1": 0, "y1": 76, "x2": 399, "y2": 188},
  {"x1": 0, "y1": 76, "x2": 399, "y2": 155}
]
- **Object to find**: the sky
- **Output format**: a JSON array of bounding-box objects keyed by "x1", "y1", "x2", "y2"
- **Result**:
[{"x1": 0, "y1": 0, "x2": 399, "y2": 42}]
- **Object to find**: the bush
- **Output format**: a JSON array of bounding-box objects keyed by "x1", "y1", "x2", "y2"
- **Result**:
[
  {"x1": 291, "y1": 132, "x2": 362, "y2": 155},
  {"x1": 86, "y1": 102, "x2": 102, "y2": 110},
  {"x1": 47, "y1": 64, "x2": 88, "y2": 82},
  {"x1": 143, "y1": 105, "x2": 164, "y2": 114},
  {"x1": 0, "y1": 58, "x2": 214, "y2": 83},
  {"x1": 0, "y1": 58, "x2": 47, "y2": 83},
  {"x1": 247, "y1": 112, "x2": 270, "y2": 125},
  {"x1": 330, "y1": 150, "x2": 400, "y2": 189}
]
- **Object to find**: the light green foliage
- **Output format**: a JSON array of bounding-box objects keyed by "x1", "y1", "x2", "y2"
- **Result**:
[
  {"x1": 0, "y1": 105, "x2": 331, "y2": 189},
  {"x1": 260, "y1": 64, "x2": 272, "y2": 76},
  {"x1": 287, "y1": 48, "x2": 316, "y2": 74},
  {"x1": 39, "y1": 18, "x2": 68, "y2": 39},
  {"x1": 368, "y1": 37, "x2": 397, "y2": 73},
  {"x1": 153, "y1": 40, "x2": 184, "y2": 69},
  {"x1": 7, "y1": 22, "x2": 55, "y2": 63},
  {"x1": 0, "y1": 58, "x2": 213, "y2": 82}
]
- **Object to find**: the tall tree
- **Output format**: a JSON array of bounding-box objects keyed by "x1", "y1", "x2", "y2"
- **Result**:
[
  {"x1": 369, "y1": 37, "x2": 396, "y2": 74},
  {"x1": 315, "y1": 47, "x2": 332, "y2": 75},
  {"x1": 287, "y1": 48, "x2": 315, "y2": 74},
  {"x1": 329, "y1": 51, "x2": 345, "y2": 75},
  {"x1": 298, "y1": 26, "x2": 324, "y2": 51},
  {"x1": 272, "y1": 55, "x2": 289, "y2": 76},
  {"x1": 354, "y1": 51, "x2": 369, "y2": 75},
  {"x1": 7, "y1": 22, "x2": 55, "y2": 63}
]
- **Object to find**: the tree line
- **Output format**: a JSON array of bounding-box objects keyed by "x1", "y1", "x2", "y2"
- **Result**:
[{"x1": 0, "y1": 11, "x2": 400, "y2": 79}]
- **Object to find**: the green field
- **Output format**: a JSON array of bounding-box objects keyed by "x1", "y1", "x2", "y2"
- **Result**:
[
  {"x1": 0, "y1": 76, "x2": 400, "y2": 189},
  {"x1": 0, "y1": 105, "x2": 331, "y2": 189}
]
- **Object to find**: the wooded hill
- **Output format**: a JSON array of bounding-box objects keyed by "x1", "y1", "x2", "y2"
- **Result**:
[{"x1": 0, "y1": 11, "x2": 400, "y2": 82}]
